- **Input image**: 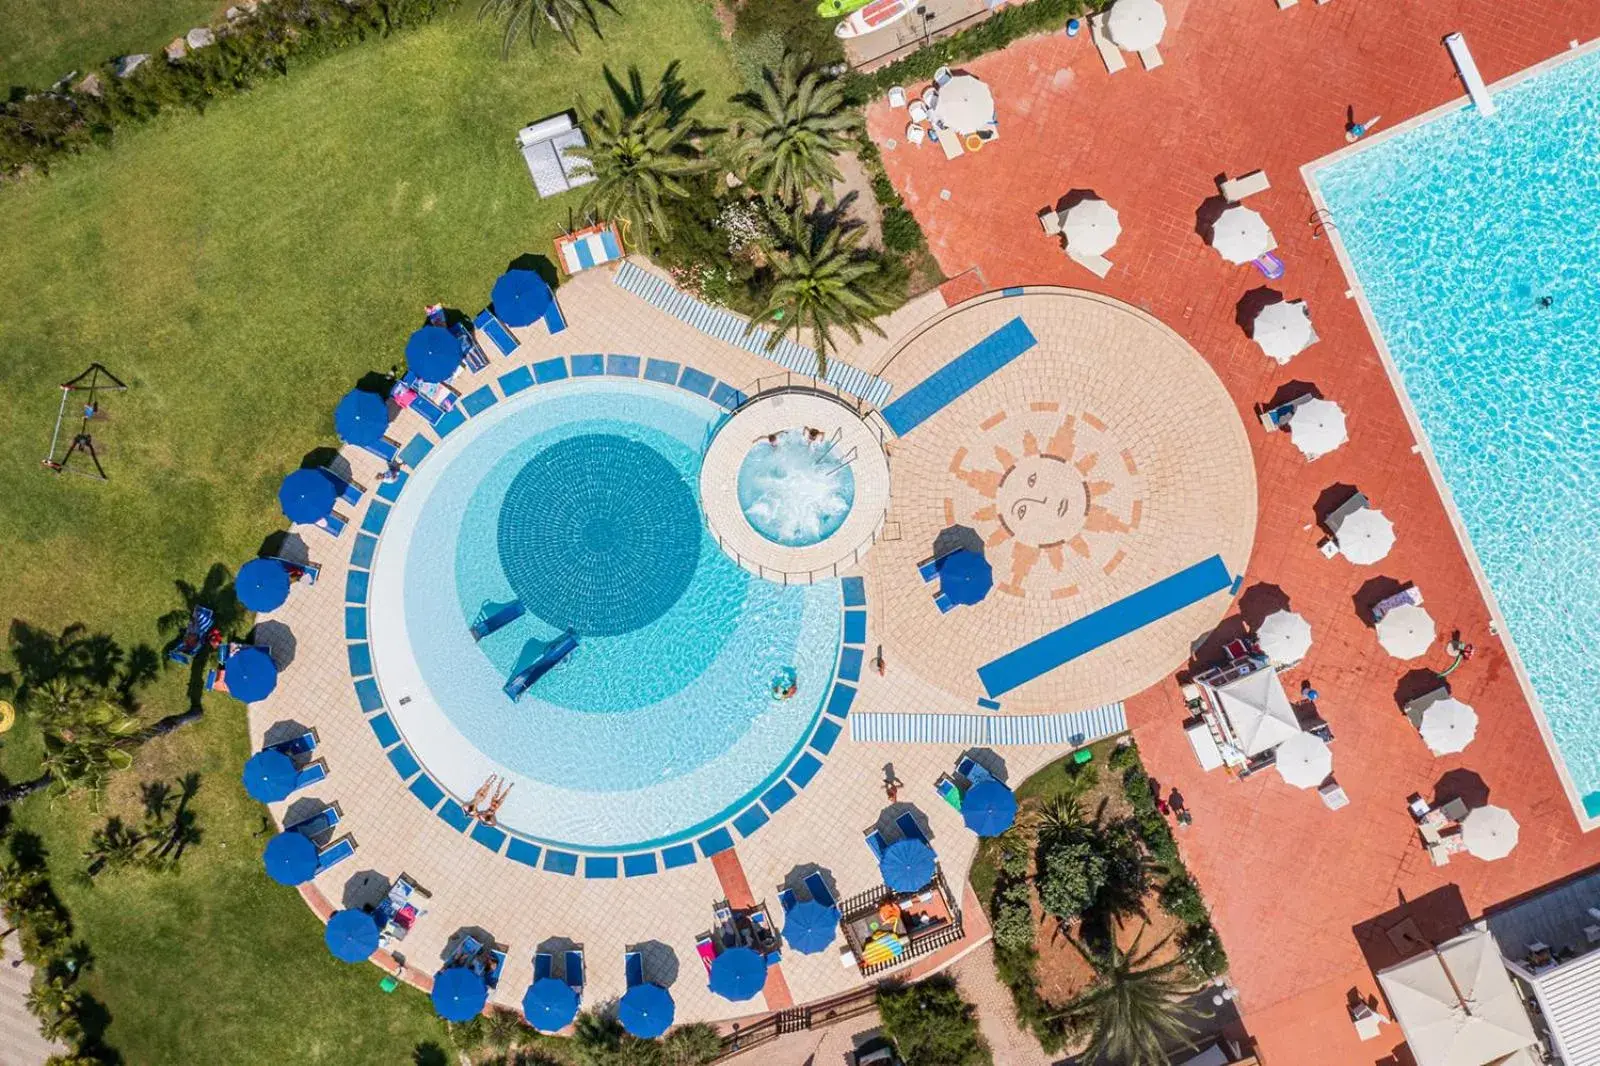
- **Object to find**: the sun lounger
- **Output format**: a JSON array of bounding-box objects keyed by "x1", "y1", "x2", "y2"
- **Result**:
[
  {"x1": 1089, "y1": 13, "x2": 1127, "y2": 73},
  {"x1": 455, "y1": 935, "x2": 484, "y2": 967},
  {"x1": 292, "y1": 760, "x2": 328, "y2": 792},
  {"x1": 486, "y1": 948, "x2": 507, "y2": 988},
  {"x1": 1252, "y1": 252, "x2": 1286, "y2": 279},
  {"x1": 271, "y1": 729, "x2": 318, "y2": 758},
  {"x1": 695, "y1": 935, "x2": 717, "y2": 974},
  {"x1": 956, "y1": 756, "x2": 993, "y2": 785},
  {"x1": 864, "y1": 828, "x2": 888, "y2": 860},
  {"x1": 802, "y1": 872, "x2": 836, "y2": 909},
  {"x1": 1219, "y1": 170, "x2": 1272, "y2": 203},
  {"x1": 288, "y1": 803, "x2": 340, "y2": 839},
  {"x1": 168, "y1": 605, "x2": 216, "y2": 666},
  {"x1": 313, "y1": 512, "x2": 347, "y2": 538},
  {"x1": 1371, "y1": 585, "x2": 1423, "y2": 621},
  {"x1": 320, "y1": 468, "x2": 361, "y2": 507},
  {"x1": 777, "y1": 888, "x2": 797, "y2": 913},
  {"x1": 471, "y1": 601, "x2": 525, "y2": 642},
  {"x1": 1404, "y1": 686, "x2": 1449, "y2": 728},
  {"x1": 359, "y1": 438, "x2": 399, "y2": 464},
  {"x1": 936, "y1": 775, "x2": 963, "y2": 811},
  {"x1": 624, "y1": 950, "x2": 644, "y2": 988},
  {"x1": 534, "y1": 952, "x2": 552, "y2": 982},
  {"x1": 543, "y1": 301, "x2": 566, "y2": 335},
  {"x1": 1039, "y1": 209, "x2": 1062, "y2": 236},
  {"x1": 894, "y1": 812, "x2": 928, "y2": 845},
  {"x1": 1138, "y1": 47, "x2": 1163, "y2": 71},
  {"x1": 316, "y1": 836, "x2": 355, "y2": 872},
  {"x1": 395, "y1": 385, "x2": 447, "y2": 426},
  {"x1": 474, "y1": 309, "x2": 519, "y2": 358},
  {"x1": 564, "y1": 949, "x2": 585, "y2": 998},
  {"x1": 1068, "y1": 249, "x2": 1114, "y2": 278},
  {"x1": 1276, "y1": 0, "x2": 1297, "y2": 8},
  {"x1": 1259, "y1": 392, "x2": 1313, "y2": 430},
  {"x1": 1351, "y1": 1001, "x2": 1385, "y2": 1041}
]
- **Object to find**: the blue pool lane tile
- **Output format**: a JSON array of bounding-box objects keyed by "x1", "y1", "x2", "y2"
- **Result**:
[
  {"x1": 368, "y1": 712, "x2": 401, "y2": 749},
  {"x1": 697, "y1": 828, "x2": 735, "y2": 858},
  {"x1": 841, "y1": 576, "x2": 866, "y2": 607},
  {"x1": 360, "y1": 501, "x2": 390, "y2": 535},
  {"x1": 433, "y1": 407, "x2": 467, "y2": 437},
  {"x1": 499, "y1": 365, "x2": 535, "y2": 395},
  {"x1": 644, "y1": 358, "x2": 681, "y2": 384},
  {"x1": 347, "y1": 642, "x2": 373, "y2": 678},
  {"x1": 354, "y1": 678, "x2": 383, "y2": 712},
  {"x1": 438, "y1": 801, "x2": 471, "y2": 832},
  {"x1": 678, "y1": 367, "x2": 715, "y2": 396},
  {"x1": 825, "y1": 683, "x2": 855, "y2": 719},
  {"x1": 344, "y1": 607, "x2": 367, "y2": 641},
  {"x1": 584, "y1": 857, "x2": 619, "y2": 879},
  {"x1": 542, "y1": 850, "x2": 579, "y2": 876},
  {"x1": 606, "y1": 354, "x2": 641, "y2": 377},
  {"x1": 761, "y1": 780, "x2": 796, "y2": 813},
  {"x1": 661, "y1": 843, "x2": 698, "y2": 870},
  {"x1": 810, "y1": 718, "x2": 842, "y2": 755},
  {"x1": 470, "y1": 821, "x2": 507, "y2": 853},
  {"x1": 462, "y1": 386, "x2": 498, "y2": 417},
  {"x1": 837, "y1": 647, "x2": 863, "y2": 682},
  {"x1": 788, "y1": 753, "x2": 823, "y2": 788},
  {"x1": 711, "y1": 382, "x2": 745, "y2": 410},
  {"x1": 409, "y1": 774, "x2": 446, "y2": 810},
  {"x1": 350, "y1": 533, "x2": 379, "y2": 569},
  {"x1": 843, "y1": 611, "x2": 867, "y2": 645},
  {"x1": 376, "y1": 472, "x2": 408, "y2": 502},
  {"x1": 570, "y1": 354, "x2": 605, "y2": 376},
  {"x1": 533, "y1": 357, "x2": 568, "y2": 383},
  {"x1": 398, "y1": 434, "x2": 433, "y2": 468},
  {"x1": 505, "y1": 838, "x2": 542, "y2": 868},
  {"x1": 623, "y1": 853, "x2": 659, "y2": 878},
  {"x1": 387, "y1": 745, "x2": 421, "y2": 781},
  {"x1": 345, "y1": 570, "x2": 370, "y2": 604},
  {"x1": 881, "y1": 317, "x2": 1038, "y2": 436},
  {"x1": 732, "y1": 805, "x2": 769, "y2": 838}
]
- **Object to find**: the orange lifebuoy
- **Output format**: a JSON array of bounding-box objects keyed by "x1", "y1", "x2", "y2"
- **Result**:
[
  {"x1": 878, "y1": 899, "x2": 902, "y2": 925},
  {"x1": 965, "y1": 133, "x2": 983, "y2": 151}
]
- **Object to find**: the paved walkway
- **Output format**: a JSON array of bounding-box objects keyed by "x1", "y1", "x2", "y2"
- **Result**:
[
  {"x1": 866, "y1": 4, "x2": 1600, "y2": 1064},
  {"x1": 948, "y1": 942, "x2": 1060, "y2": 1066},
  {"x1": 0, "y1": 936, "x2": 65, "y2": 1066}
]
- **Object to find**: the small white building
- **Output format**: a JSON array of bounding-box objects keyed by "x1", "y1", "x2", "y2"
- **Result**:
[{"x1": 1484, "y1": 867, "x2": 1600, "y2": 1065}]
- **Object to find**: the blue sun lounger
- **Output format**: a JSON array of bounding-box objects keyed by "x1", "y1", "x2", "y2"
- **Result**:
[
  {"x1": 894, "y1": 812, "x2": 928, "y2": 846},
  {"x1": 321, "y1": 469, "x2": 362, "y2": 507},
  {"x1": 956, "y1": 756, "x2": 994, "y2": 786},
  {"x1": 292, "y1": 760, "x2": 328, "y2": 792},
  {"x1": 287, "y1": 804, "x2": 340, "y2": 839},
  {"x1": 454, "y1": 935, "x2": 483, "y2": 967},
  {"x1": 504, "y1": 630, "x2": 579, "y2": 700},
  {"x1": 471, "y1": 601, "x2": 526, "y2": 642},
  {"x1": 474, "y1": 309, "x2": 520, "y2": 359},
  {"x1": 168, "y1": 605, "x2": 216, "y2": 666},
  {"x1": 564, "y1": 949, "x2": 585, "y2": 999},
  {"x1": 864, "y1": 828, "x2": 888, "y2": 860},
  {"x1": 316, "y1": 836, "x2": 355, "y2": 872},
  {"x1": 360, "y1": 437, "x2": 400, "y2": 464},
  {"x1": 802, "y1": 872, "x2": 837, "y2": 909},
  {"x1": 534, "y1": 952, "x2": 552, "y2": 981},
  {"x1": 314, "y1": 513, "x2": 347, "y2": 538},
  {"x1": 777, "y1": 888, "x2": 797, "y2": 913},
  {"x1": 485, "y1": 948, "x2": 507, "y2": 988},
  {"x1": 271, "y1": 730, "x2": 318, "y2": 758},
  {"x1": 624, "y1": 950, "x2": 644, "y2": 989}
]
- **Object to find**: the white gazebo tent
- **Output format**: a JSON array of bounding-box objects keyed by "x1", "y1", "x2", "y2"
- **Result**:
[
  {"x1": 1256, "y1": 609, "x2": 1312, "y2": 665},
  {"x1": 1251, "y1": 300, "x2": 1317, "y2": 364},
  {"x1": 1290, "y1": 398, "x2": 1347, "y2": 460},
  {"x1": 1106, "y1": 0, "x2": 1166, "y2": 51},
  {"x1": 1209, "y1": 204, "x2": 1276, "y2": 264},
  {"x1": 1376, "y1": 929, "x2": 1540, "y2": 1066},
  {"x1": 1200, "y1": 667, "x2": 1301, "y2": 757},
  {"x1": 1062, "y1": 197, "x2": 1121, "y2": 256},
  {"x1": 932, "y1": 75, "x2": 995, "y2": 135}
]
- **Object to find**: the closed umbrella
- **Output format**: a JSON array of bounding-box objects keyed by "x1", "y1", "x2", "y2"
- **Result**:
[
  {"x1": 1106, "y1": 0, "x2": 1166, "y2": 51},
  {"x1": 1418, "y1": 696, "x2": 1478, "y2": 755},
  {"x1": 879, "y1": 838, "x2": 937, "y2": 893},
  {"x1": 708, "y1": 947, "x2": 767, "y2": 1002},
  {"x1": 406, "y1": 325, "x2": 462, "y2": 383},
  {"x1": 619, "y1": 983, "x2": 675, "y2": 1038},
  {"x1": 242, "y1": 748, "x2": 297, "y2": 804},
  {"x1": 1290, "y1": 398, "x2": 1347, "y2": 460},
  {"x1": 1332, "y1": 506, "x2": 1395, "y2": 564},
  {"x1": 1461, "y1": 805, "x2": 1519, "y2": 860},
  {"x1": 325, "y1": 909, "x2": 381, "y2": 963},
  {"x1": 782, "y1": 900, "x2": 840, "y2": 954},
  {"x1": 491, "y1": 270, "x2": 553, "y2": 328},
  {"x1": 1210, "y1": 204, "x2": 1276, "y2": 264},
  {"x1": 225, "y1": 645, "x2": 278, "y2": 703},
  {"x1": 521, "y1": 977, "x2": 579, "y2": 1032},
  {"x1": 932, "y1": 74, "x2": 995, "y2": 135},
  {"x1": 278, "y1": 468, "x2": 336, "y2": 525},
  {"x1": 962, "y1": 778, "x2": 1018, "y2": 837},
  {"x1": 938, "y1": 550, "x2": 992, "y2": 606},
  {"x1": 432, "y1": 967, "x2": 488, "y2": 1022},
  {"x1": 1063, "y1": 197, "x2": 1121, "y2": 257},
  {"x1": 1252, "y1": 300, "x2": 1315, "y2": 364},
  {"x1": 263, "y1": 831, "x2": 317, "y2": 886},
  {"x1": 1256, "y1": 609, "x2": 1312, "y2": 665},
  {"x1": 1274, "y1": 731, "x2": 1332, "y2": 789},
  {"x1": 1376, "y1": 604, "x2": 1435, "y2": 660},
  {"x1": 334, "y1": 389, "x2": 389, "y2": 447},
  {"x1": 236, "y1": 558, "x2": 290, "y2": 613}
]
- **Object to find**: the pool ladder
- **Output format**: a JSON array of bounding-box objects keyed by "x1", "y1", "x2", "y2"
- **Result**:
[{"x1": 815, "y1": 427, "x2": 858, "y2": 474}]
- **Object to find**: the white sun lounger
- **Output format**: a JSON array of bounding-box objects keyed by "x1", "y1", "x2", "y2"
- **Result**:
[
  {"x1": 1089, "y1": 14, "x2": 1127, "y2": 74},
  {"x1": 1068, "y1": 249, "x2": 1113, "y2": 278},
  {"x1": 1039, "y1": 209, "x2": 1062, "y2": 236},
  {"x1": 1139, "y1": 47, "x2": 1163, "y2": 71},
  {"x1": 1276, "y1": 0, "x2": 1298, "y2": 9},
  {"x1": 1219, "y1": 170, "x2": 1271, "y2": 202}
]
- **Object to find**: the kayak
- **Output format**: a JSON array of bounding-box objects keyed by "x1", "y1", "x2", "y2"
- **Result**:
[
  {"x1": 817, "y1": 0, "x2": 871, "y2": 16},
  {"x1": 835, "y1": 0, "x2": 914, "y2": 38}
]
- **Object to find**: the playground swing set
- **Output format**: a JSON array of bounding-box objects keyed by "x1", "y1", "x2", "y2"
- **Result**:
[{"x1": 41, "y1": 362, "x2": 127, "y2": 481}]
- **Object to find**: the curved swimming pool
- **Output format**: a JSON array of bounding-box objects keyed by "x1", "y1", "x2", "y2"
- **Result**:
[{"x1": 367, "y1": 378, "x2": 843, "y2": 851}]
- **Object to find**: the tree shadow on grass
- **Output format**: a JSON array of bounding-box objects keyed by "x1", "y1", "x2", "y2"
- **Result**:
[{"x1": 412, "y1": 1043, "x2": 449, "y2": 1066}]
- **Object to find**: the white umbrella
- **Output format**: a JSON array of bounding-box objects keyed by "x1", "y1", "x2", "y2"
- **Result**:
[
  {"x1": 932, "y1": 75, "x2": 995, "y2": 135},
  {"x1": 1332, "y1": 506, "x2": 1395, "y2": 564},
  {"x1": 1256, "y1": 609, "x2": 1312, "y2": 665},
  {"x1": 1106, "y1": 0, "x2": 1166, "y2": 52},
  {"x1": 1275, "y1": 731, "x2": 1332, "y2": 790},
  {"x1": 1461, "y1": 805, "x2": 1519, "y2": 860},
  {"x1": 1210, "y1": 205, "x2": 1276, "y2": 264},
  {"x1": 1252, "y1": 300, "x2": 1316, "y2": 364},
  {"x1": 1377, "y1": 603, "x2": 1435, "y2": 660},
  {"x1": 1290, "y1": 398, "x2": 1347, "y2": 460},
  {"x1": 1418, "y1": 697, "x2": 1478, "y2": 755},
  {"x1": 1063, "y1": 197, "x2": 1121, "y2": 256}
]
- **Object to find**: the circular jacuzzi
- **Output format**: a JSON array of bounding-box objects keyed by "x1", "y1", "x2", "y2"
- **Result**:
[{"x1": 736, "y1": 429, "x2": 858, "y2": 547}]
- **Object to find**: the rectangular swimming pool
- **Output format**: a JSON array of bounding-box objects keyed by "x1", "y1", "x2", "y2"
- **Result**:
[{"x1": 1308, "y1": 44, "x2": 1600, "y2": 822}]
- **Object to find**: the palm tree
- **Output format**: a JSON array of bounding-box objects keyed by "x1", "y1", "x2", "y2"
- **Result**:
[
  {"x1": 32, "y1": 679, "x2": 139, "y2": 805},
  {"x1": 753, "y1": 208, "x2": 895, "y2": 376},
  {"x1": 477, "y1": 0, "x2": 607, "y2": 58},
  {"x1": 82, "y1": 817, "x2": 145, "y2": 880},
  {"x1": 734, "y1": 55, "x2": 858, "y2": 205},
  {"x1": 567, "y1": 64, "x2": 707, "y2": 252},
  {"x1": 1059, "y1": 922, "x2": 1202, "y2": 1066},
  {"x1": 25, "y1": 976, "x2": 84, "y2": 1045}
]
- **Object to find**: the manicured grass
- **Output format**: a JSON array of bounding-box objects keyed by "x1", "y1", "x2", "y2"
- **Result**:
[
  {"x1": 0, "y1": 3, "x2": 742, "y2": 1061},
  {"x1": 1, "y1": 0, "x2": 222, "y2": 89}
]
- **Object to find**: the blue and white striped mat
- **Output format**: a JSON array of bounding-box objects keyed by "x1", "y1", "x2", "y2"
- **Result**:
[
  {"x1": 612, "y1": 259, "x2": 894, "y2": 408},
  {"x1": 849, "y1": 704, "x2": 1127, "y2": 748}
]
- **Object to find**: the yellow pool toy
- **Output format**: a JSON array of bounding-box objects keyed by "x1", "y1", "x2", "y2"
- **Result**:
[{"x1": 0, "y1": 700, "x2": 14, "y2": 734}]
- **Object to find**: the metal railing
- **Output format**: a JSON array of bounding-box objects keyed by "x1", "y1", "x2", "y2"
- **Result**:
[{"x1": 714, "y1": 984, "x2": 883, "y2": 1060}]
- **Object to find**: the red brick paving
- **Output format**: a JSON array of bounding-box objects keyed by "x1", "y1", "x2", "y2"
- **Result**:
[{"x1": 868, "y1": 4, "x2": 1600, "y2": 1063}]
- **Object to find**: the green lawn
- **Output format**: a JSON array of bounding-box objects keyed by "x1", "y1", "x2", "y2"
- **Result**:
[
  {"x1": 1, "y1": 0, "x2": 223, "y2": 89},
  {"x1": 0, "y1": 3, "x2": 743, "y2": 1061}
]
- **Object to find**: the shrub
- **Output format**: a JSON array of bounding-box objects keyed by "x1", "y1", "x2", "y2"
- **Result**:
[
  {"x1": 1181, "y1": 921, "x2": 1230, "y2": 980},
  {"x1": 661, "y1": 1023, "x2": 722, "y2": 1065},
  {"x1": 998, "y1": 842, "x2": 1030, "y2": 881},
  {"x1": 878, "y1": 977, "x2": 994, "y2": 1066},
  {"x1": 1158, "y1": 875, "x2": 1208, "y2": 927},
  {"x1": 990, "y1": 882, "x2": 1036, "y2": 953},
  {"x1": 733, "y1": 0, "x2": 843, "y2": 74},
  {"x1": 1122, "y1": 764, "x2": 1157, "y2": 816},
  {"x1": 1036, "y1": 836, "x2": 1106, "y2": 921},
  {"x1": 1107, "y1": 740, "x2": 1140, "y2": 772}
]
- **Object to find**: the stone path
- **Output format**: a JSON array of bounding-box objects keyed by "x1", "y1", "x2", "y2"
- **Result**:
[
  {"x1": 0, "y1": 936, "x2": 65, "y2": 1066},
  {"x1": 948, "y1": 942, "x2": 1062, "y2": 1066}
]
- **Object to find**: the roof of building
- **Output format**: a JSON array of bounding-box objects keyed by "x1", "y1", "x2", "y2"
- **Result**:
[{"x1": 1485, "y1": 868, "x2": 1600, "y2": 1066}]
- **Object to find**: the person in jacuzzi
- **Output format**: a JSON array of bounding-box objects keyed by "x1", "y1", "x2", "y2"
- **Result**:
[{"x1": 805, "y1": 427, "x2": 825, "y2": 445}]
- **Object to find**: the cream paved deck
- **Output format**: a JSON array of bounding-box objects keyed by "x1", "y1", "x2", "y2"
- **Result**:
[{"x1": 0, "y1": 937, "x2": 65, "y2": 1066}]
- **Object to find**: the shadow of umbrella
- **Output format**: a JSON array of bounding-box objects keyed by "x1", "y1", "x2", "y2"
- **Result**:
[
  {"x1": 1314, "y1": 483, "x2": 1362, "y2": 529},
  {"x1": 262, "y1": 718, "x2": 312, "y2": 748},
  {"x1": 1234, "y1": 285, "x2": 1285, "y2": 334},
  {"x1": 1264, "y1": 379, "x2": 1323, "y2": 411},
  {"x1": 341, "y1": 869, "x2": 391, "y2": 911},
  {"x1": 1432, "y1": 769, "x2": 1490, "y2": 810},
  {"x1": 1353, "y1": 576, "x2": 1408, "y2": 624},
  {"x1": 628, "y1": 939, "x2": 680, "y2": 988},
  {"x1": 258, "y1": 530, "x2": 311, "y2": 567},
  {"x1": 1237, "y1": 582, "x2": 1292, "y2": 630},
  {"x1": 1194, "y1": 194, "x2": 1231, "y2": 241},
  {"x1": 932, "y1": 524, "x2": 984, "y2": 558},
  {"x1": 1394, "y1": 668, "x2": 1446, "y2": 711},
  {"x1": 1188, "y1": 614, "x2": 1250, "y2": 666},
  {"x1": 251, "y1": 620, "x2": 297, "y2": 670}
]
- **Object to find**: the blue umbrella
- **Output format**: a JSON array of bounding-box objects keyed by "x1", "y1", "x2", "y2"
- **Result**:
[
  {"x1": 334, "y1": 389, "x2": 389, "y2": 446},
  {"x1": 490, "y1": 270, "x2": 552, "y2": 328},
  {"x1": 879, "y1": 839, "x2": 937, "y2": 893},
  {"x1": 325, "y1": 909, "x2": 381, "y2": 963},
  {"x1": 406, "y1": 326, "x2": 462, "y2": 383},
  {"x1": 242, "y1": 748, "x2": 296, "y2": 804},
  {"x1": 618, "y1": 982, "x2": 675, "y2": 1039},
  {"x1": 432, "y1": 966, "x2": 488, "y2": 1022},
  {"x1": 521, "y1": 977, "x2": 578, "y2": 1033},
  {"x1": 263, "y1": 831, "x2": 317, "y2": 886},
  {"x1": 962, "y1": 778, "x2": 1018, "y2": 837},
  {"x1": 225, "y1": 646, "x2": 278, "y2": 703},
  {"x1": 236, "y1": 558, "x2": 290, "y2": 613},
  {"x1": 938, "y1": 549, "x2": 993, "y2": 606},
  {"x1": 782, "y1": 900, "x2": 840, "y2": 955},
  {"x1": 708, "y1": 946, "x2": 766, "y2": 1001},
  {"x1": 279, "y1": 468, "x2": 336, "y2": 524}
]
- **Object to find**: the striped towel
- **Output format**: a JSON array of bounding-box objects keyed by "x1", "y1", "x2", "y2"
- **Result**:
[{"x1": 850, "y1": 704, "x2": 1127, "y2": 748}]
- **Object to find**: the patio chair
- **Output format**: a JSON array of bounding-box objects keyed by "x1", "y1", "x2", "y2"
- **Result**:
[
  {"x1": 905, "y1": 123, "x2": 926, "y2": 147},
  {"x1": 167, "y1": 605, "x2": 215, "y2": 666},
  {"x1": 1219, "y1": 170, "x2": 1272, "y2": 203},
  {"x1": 564, "y1": 949, "x2": 585, "y2": 998},
  {"x1": 888, "y1": 86, "x2": 907, "y2": 108},
  {"x1": 291, "y1": 760, "x2": 328, "y2": 793},
  {"x1": 776, "y1": 888, "x2": 797, "y2": 913},
  {"x1": 695, "y1": 935, "x2": 717, "y2": 974},
  {"x1": 921, "y1": 87, "x2": 938, "y2": 110},
  {"x1": 1089, "y1": 13, "x2": 1127, "y2": 73},
  {"x1": 316, "y1": 836, "x2": 355, "y2": 872},
  {"x1": 803, "y1": 872, "x2": 836, "y2": 909},
  {"x1": 933, "y1": 66, "x2": 953, "y2": 87},
  {"x1": 624, "y1": 950, "x2": 644, "y2": 989},
  {"x1": 936, "y1": 774, "x2": 963, "y2": 811},
  {"x1": 1138, "y1": 47, "x2": 1163, "y2": 71},
  {"x1": 271, "y1": 729, "x2": 318, "y2": 758},
  {"x1": 474, "y1": 309, "x2": 519, "y2": 359},
  {"x1": 1039, "y1": 209, "x2": 1062, "y2": 236},
  {"x1": 908, "y1": 100, "x2": 929, "y2": 124},
  {"x1": 863, "y1": 827, "x2": 888, "y2": 860},
  {"x1": 534, "y1": 952, "x2": 552, "y2": 982},
  {"x1": 894, "y1": 811, "x2": 928, "y2": 845}
]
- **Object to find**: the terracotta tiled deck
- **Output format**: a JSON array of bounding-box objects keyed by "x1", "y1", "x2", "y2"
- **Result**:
[{"x1": 866, "y1": 3, "x2": 1600, "y2": 1063}]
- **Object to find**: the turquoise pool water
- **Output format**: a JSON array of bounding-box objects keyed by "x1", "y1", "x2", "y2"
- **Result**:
[
  {"x1": 368, "y1": 379, "x2": 842, "y2": 848},
  {"x1": 736, "y1": 429, "x2": 857, "y2": 547},
  {"x1": 1313, "y1": 48, "x2": 1600, "y2": 816}
]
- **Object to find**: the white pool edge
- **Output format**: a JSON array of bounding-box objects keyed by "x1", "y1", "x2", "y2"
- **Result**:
[{"x1": 1299, "y1": 36, "x2": 1600, "y2": 833}]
